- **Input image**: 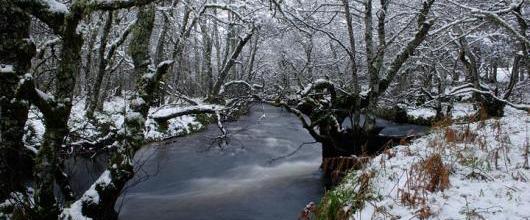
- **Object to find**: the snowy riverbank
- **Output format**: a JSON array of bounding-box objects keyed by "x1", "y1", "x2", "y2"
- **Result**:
[
  {"x1": 322, "y1": 106, "x2": 529, "y2": 219},
  {"x1": 23, "y1": 96, "x2": 219, "y2": 151}
]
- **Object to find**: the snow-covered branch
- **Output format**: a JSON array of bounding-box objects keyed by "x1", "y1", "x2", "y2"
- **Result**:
[
  {"x1": 446, "y1": 0, "x2": 530, "y2": 46},
  {"x1": 88, "y1": 0, "x2": 161, "y2": 11},
  {"x1": 151, "y1": 105, "x2": 224, "y2": 123},
  {"x1": 218, "y1": 80, "x2": 258, "y2": 96},
  {"x1": 105, "y1": 19, "x2": 136, "y2": 61},
  {"x1": 447, "y1": 84, "x2": 530, "y2": 112},
  {"x1": 299, "y1": 79, "x2": 337, "y2": 97},
  {"x1": 202, "y1": 4, "x2": 244, "y2": 21}
]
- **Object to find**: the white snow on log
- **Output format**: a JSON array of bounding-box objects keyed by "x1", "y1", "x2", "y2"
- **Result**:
[
  {"x1": 36, "y1": 88, "x2": 54, "y2": 103},
  {"x1": 451, "y1": 103, "x2": 475, "y2": 119},
  {"x1": 157, "y1": 60, "x2": 174, "y2": 68},
  {"x1": 219, "y1": 80, "x2": 253, "y2": 95},
  {"x1": 23, "y1": 107, "x2": 46, "y2": 148},
  {"x1": 144, "y1": 114, "x2": 202, "y2": 140},
  {"x1": 42, "y1": 0, "x2": 69, "y2": 13},
  {"x1": 60, "y1": 199, "x2": 91, "y2": 220},
  {"x1": 0, "y1": 64, "x2": 14, "y2": 73},
  {"x1": 406, "y1": 107, "x2": 437, "y2": 120},
  {"x1": 61, "y1": 170, "x2": 112, "y2": 220},
  {"x1": 299, "y1": 79, "x2": 333, "y2": 96},
  {"x1": 82, "y1": 170, "x2": 112, "y2": 204},
  {"x1": 151, "y1": 104, "x2": 223, "y2": 120}
]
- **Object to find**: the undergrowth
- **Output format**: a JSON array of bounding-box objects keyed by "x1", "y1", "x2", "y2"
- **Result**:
[{"x1": 302, "y1": 171, "x2": 376, "y2": 220}]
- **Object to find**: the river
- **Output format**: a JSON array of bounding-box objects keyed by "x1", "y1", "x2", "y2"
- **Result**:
[
  {"x1": 116, "y1": 104, "x2": 324, "y2": 220},
  {"x1": 66, "y1": 104, "x2": 426, "y2": 219}
]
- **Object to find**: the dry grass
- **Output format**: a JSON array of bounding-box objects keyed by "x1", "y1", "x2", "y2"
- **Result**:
[
  {"x1": 444, "y1": 126, "x2": 477, "y2": 144},
  {"x1": 398, "y1": 153, "x2": 450, "y2": 218},
  {"x1": 432, "y1": 116, "x2": 453, "y2": 128},
  {"x1": 421, "y1": 154, "x2": 451, "y2": 192},
  {"x1": 322, "y1": 156, "x2": 370, "y2": 186},
  {"x1": 415, "y1": 205, "x2": 433, "y2": 220}
]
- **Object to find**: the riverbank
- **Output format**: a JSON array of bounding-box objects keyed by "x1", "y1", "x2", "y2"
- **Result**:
[
  {"x1": 372, "y1": 103, "x2": 477, "y2": 126},
  {"x1": 317, "y1": 106, "x2": 530, "y2": 219},
  {"x1": 23, "y1": 96, "x2": 219, "y2": 149}
]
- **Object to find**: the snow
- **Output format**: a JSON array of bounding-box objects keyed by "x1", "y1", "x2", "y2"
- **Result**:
[
  {"x1": 23, "y1": 95, "x2": 213, "y2": 150},
  {"x1": 0, "y1": 64, "x2": 14, "y2": 73},
  {"x1": 334, "y1": 106, "x2": 530, "y2": 219},
  {"x1": 452, "y1": 103, "x2": 476, "y2": 119},
  {"x1": 157, "y1": 60, "x2": 174, "y2": 68},
  {"x1": 407, "y1": 107, "x2": 437, "y2": 120},
  {"x1": 84, "y1": 170, "x2": 112, "y2": 203},
  {"x1": 42, "y1": 0, "x2": 69, "y2": 14},
  {"x1": 219, "y1": 80, "x2": 253, "y2": 95},
  {"x1": 150, "y1": 104, "x2": 223, "y2": 119},
  {"x1": 60, "y1": 199, "x2": 91, "y2": 220},
  {"x1": 23, "y1": 107, "x2": 46, "y2": 148},
  {"x1": 300, "y1": 83, "x2": 314, "y2": 96},
  {"x1": 60, "y1": 170, "x2": 112, "y2": 220},
  {"x1": 406, "y1": 103, "x2": 477, "y2": 122},
  {"x1": 299, "y1": 79, "x2": 334, "y2": 96},
  {"x1": 496, "y1": 67, "x2": 512, "y2": 83},
  {"x1": 36, "y1": 89, "x2": 54, "y2": 103}
]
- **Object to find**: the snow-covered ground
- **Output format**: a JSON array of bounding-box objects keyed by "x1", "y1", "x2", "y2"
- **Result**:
[
  {"x1": 496, "y1": 67, "x2": 512, "y2": 83},
  {"x1": 406, "y1": 107, "x2": 437, "y2": 121},
  {"x1": 330, "y1": 106, "x2": 530, "y2": 219},
  {"x1": 405, "y1": 103, "x2": 477, "y2": 122}
]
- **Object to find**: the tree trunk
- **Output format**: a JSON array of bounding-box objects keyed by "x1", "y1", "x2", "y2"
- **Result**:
[
  {"x1": 459, "y1": 38, "x2": 505, "y2": 117},
  {"x1": 84, "y1": 15, "x2": 104, "y2": 105},
  {"x1": 79, "y1": 6, "x2": 163, "y2": 219},
  {"x1": 0, "y1": 1, "x2": 35, "y2": 200},
  {"x1": 87, "y1": 11, "x2": 113, "y2": 118},
  {"x1": 513, "y1": 4, "x2": 530, "y2": 79},
  {"x1": 245, "y1": 33, "x2": 259, "y2": 82},
  {"x1": 504, "y1": 54, "x2": 521, "y2": 99},
  {"x1": 209, "y1": 30, "x2": 254, "y2": 101},
  {"x1": 33, "y1": 6, "x2": 84, "y2": 218},
  {"x1": 491, "y1": 62, "x2": 498, "y2": 83},
  {"x1": 200, "y1": 21, "x2": 214, "y2": 95}
]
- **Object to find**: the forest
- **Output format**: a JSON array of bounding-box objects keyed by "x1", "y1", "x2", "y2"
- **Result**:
[{"x1": 0, "y1": 0, "x2": 529, "y2": 219}]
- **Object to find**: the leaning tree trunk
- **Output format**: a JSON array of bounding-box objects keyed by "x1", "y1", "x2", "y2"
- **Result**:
[
  {"x1": 0, "y1": 1, "x2": 35, "y2": 200},
  {"x1": 64, "y1": 5, "x2": 171, "y2": 219},
  {"x1": 209, "y1": 29, "x2": 254, "y2": 102},
  {"x1": 363, "y1": 0, "x2": 435, "y2": 141},
  {"x1": 90, "y1": 6, "x2": 157, "y2": 218}
]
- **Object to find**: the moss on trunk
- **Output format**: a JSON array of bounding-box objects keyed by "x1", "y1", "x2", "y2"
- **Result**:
[{"x1": 0, "y1": 1, "x2": 35, "y2": 200}]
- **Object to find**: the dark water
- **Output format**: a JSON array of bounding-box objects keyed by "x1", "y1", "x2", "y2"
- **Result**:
[
  {"x1": 66, "y1": 104, "x2": 427, "y2": 219},
  {"x1": 116, "y1": 104, "x2": 324, "y2": 220}
]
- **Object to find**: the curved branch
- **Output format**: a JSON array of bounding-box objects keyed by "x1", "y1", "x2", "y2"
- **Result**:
[
  {"x1": 377, "y1": 0, "x2": 436, "y2": 96},
  {"x1": 151, "y1": 105, "x2": 224, "y2": 123}
]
